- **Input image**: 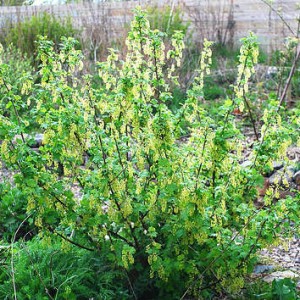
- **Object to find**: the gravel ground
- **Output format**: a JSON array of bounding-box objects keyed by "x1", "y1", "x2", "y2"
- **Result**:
[
  {"x1": 260, "y1": 238, "x2": 300, "y2": 272},
  {"x1": 0, "y1": 161, "x2": 16, "y2": 184}
]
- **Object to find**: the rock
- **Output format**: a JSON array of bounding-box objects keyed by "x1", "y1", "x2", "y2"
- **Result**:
[
  {"x1": 12, "y1": 133, "x2": 44, "y2": 147},
  {"x1": 293, "y1": 171, "x2": 300, "y2": 185},
  {"x1": 264, "y1": 161, "x2": 284, "y2": 177},
  {"x1": 34, "y1": 133, "x2": 44, "y2": 146},
  {"x1": 253, "y1": 264, "x2": 274, "y2": 274},
  {"x1": 263, "y1": 270, "x2": 300, "y2": 283},
  {"x1": 241, "y1": 160, "x2": 252, "y2": 168},
  {"x1": 268, "y1": 172, "x2": 282, "y2": 185},
  {"x1": 273, "y1": 161, "x2": 284, "y2": 171}
]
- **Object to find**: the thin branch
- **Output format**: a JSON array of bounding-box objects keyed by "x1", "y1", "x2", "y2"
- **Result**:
[
  {"x1": 54, "y1": 230, "x2": 94, "y2": 252},
  {"x1": 11, "y1": 213, "x2": 33, "y2": 300},
  {"x1": 243, "y1": 94, "x2": 259, "y2": 140},
  {"x1": 3, "y1": 80, "x2": 25, "y2": 143},
  {"x1": 125, "y1": 269, "x2": 138, "y2": 300},
  {"x1": 260, "y1": 0, "x2": 296, "y2": 36}
]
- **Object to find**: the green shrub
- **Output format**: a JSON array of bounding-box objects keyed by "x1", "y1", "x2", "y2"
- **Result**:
[
  {"x1": 1, "y1": 13, "x2": 79, "y2": 63},
  {"x1": 0, "y1": 9, "x2": 299, "y2": 299}
]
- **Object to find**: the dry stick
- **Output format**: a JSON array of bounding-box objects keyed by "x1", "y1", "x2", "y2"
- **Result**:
[
  {"x1": 166, "y1": 0, "x2": 175, "y2": 36},
  {"x1": 223, "y1": 0, "x2": 235, "y2": 46},
  {"x1": 276, "y1": 59, "x2": 286, "y2": 99},
  {"x1": 278, "y1": 48, "x2": 300, "y2": 110}
]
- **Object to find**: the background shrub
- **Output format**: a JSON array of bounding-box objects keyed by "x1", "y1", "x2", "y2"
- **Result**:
[
  {"x1": 1, "y1": 12, "x2": 80, "y2": 66},
  {"x1": 147, "y1": 5, "x2": 189, "y2": 37}
]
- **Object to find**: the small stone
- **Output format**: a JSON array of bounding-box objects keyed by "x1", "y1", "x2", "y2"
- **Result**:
[
  {"x1": 263, "y1": 270, "x2": 300, "y2": 283},
  {"x1": 287, "y1": 146, "x2": 300, "y2": 161}
]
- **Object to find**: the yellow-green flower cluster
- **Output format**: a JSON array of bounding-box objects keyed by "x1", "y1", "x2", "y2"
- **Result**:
[{"x1": 234, "y1": 32, "x2": 259, "y2": 111}]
